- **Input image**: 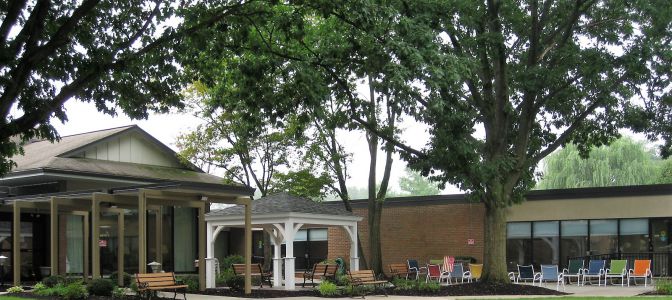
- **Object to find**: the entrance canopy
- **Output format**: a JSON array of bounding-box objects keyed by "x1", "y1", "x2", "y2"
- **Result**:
[
  {"x1": 0, "y1": 181, "x2": 256, "y2": 294},
  {"x1": 205, "y1": 193, "x2": 361, "y2": 290}
]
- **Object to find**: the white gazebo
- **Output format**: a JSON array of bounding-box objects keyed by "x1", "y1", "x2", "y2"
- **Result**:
[{"x1": 205, "y1": 192, "x2": 362, "y2": 290}]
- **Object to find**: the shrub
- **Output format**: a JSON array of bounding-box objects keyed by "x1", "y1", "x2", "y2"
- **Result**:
[
  {"x1": 454, "y1": 256, "x2": 477, "y2": 263},
  {"x1": 87, "y1": 278, "x2": 115, "y2": 296},
  {"x1": 316, "y1": 281, "x2": 340, "y2": 297},
  {"x1": 42, "y1": 275, "x2": 62, "y2": 287},
  {"x1": 220, "y1": 255, "x2": 244, "y2": 270},
  {"x1": 335, "y1": 274, "x2": 350, "y2": 286},
  {"x1": 655, "y1": 278, "x2": 672, "y2": 295},
  {"x1": 391, "y1": 278, "x2": 416, "y2": 291},
  {"x1": 112, "y1": 287, "x2": 126, "y2": 299},
  {"x1": 109, "y1": 271, "x2": 133, "y2": 287},
  {"x1": 129, "y1": 281, "x2": 139, "y2": 293},
  {"x1": 227, "y1": 275, "x2": 244, "y2": 292},
  {"x1": 6, "y1": 286, "x2": 24, "y2": 293},
  {"x1": 61, "y1": 282, "x2": 88, "y2": 300},
  {"x1": 417, "y1": 281, "x2": 440, "y2": 293},
  {"x1": 178, "y1": 275, "x2": 199, "y2": 292},
  {"x1": 33, "y1": 282, "x2": 48, "y2": 293}
]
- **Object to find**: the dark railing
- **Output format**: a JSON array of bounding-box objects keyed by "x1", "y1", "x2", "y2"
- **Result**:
[{"x1": 568, "y1": 252, "x2": 671, "y2": 277}]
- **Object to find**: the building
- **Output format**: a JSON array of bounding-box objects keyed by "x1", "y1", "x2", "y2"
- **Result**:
[
  {"x1": 325, "y1": 184, "x2": 672, "y2": 276},
  {"x1": 0, "y1": 125, "x2": 255, "y2": 291}
]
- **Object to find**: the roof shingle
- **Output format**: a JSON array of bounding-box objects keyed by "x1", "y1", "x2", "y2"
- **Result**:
[{"x1": 207, "y1": 192, "x2": 353, "y2": 217}]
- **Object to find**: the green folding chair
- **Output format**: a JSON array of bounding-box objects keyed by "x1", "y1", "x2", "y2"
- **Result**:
[
  {"x1": 605, "y1": 259, "x2": 628, "y2": 286},
  {"x1": 562, "y1": 259, "x2": 584, "y2": 285}
]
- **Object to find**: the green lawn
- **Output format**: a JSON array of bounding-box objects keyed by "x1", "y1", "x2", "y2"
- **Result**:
[
  {"x1": 0, "y1": 297, "x2": 35, "y2": 300},
  {"x1": 482, "y1": 298, "x2": 662, "y2": 300}
]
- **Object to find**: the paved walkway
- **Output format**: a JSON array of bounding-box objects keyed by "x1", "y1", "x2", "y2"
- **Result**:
[{"x1": 156, "y1": 283, "x2": 655, "y2": 299}]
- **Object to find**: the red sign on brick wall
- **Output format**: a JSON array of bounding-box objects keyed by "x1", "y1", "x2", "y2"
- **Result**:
[
  {"x1": 99, "y1": 240, "x2": 107, "y2": 247},
  {"x1": 467, "y1": 239, "x2": 475, "y2": 245}
]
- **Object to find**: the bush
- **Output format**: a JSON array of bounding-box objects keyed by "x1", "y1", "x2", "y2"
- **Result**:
[
  {"x1": 220, "y1": 255, "x2": 244, "y2": 270},
  {"x1": 129, "y1": 281, "x2": 139, "y2": 293},
  {"x1": 42, "y1": 275, "x2": 62, "y2": 287},
  {"x1": 112, "y1": 287, "x2": 126, "y2": 299},
  {"x1": 391, "y1": 278, "x2": 416, "y2": 291},
  {"x1": 655, "y1": 278, "x2": 672, "y2": 295},
  {"x1": 335, "y1": 274, "x2": 350, "y2": 286},
  {"x1": 227, "y1": 275, "x2": 244, "y2": 292},
  {"x1": 454, "y1": 256, "x2": 477, "y2": 263},
  {"x1": 87, "y1": 278, "x2": 115, "y2": 296},
  {"x1": 178, "y1": 275, "x2": 199, "y2": 292},
  {"x1": 109, "y1": 271, "x2": 133, "y2": 287},
  {"x1": 316, "y1": 281, "x2": 340, "y2": 296},
  {"x1": 7, "y1": 286, "x2": 24, "y2": 293},
  {"x1": 32, "y1": 282, "x2": 48, "y2": 293},
  {"x1": 61, "y1": 282, "x2": 88, "y2": 300},
  {"x1": 417, "y1": 281, "x2": 440, "y2": 293}
]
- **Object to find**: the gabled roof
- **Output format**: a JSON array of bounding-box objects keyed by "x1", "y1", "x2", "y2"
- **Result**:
[
  {"x1": 12, "y1": 125, "x2": 135, "y2": 171},
  {"x1": 207, "y1": 192, "x2": 354, "y2": 217},
  {"x1": 3, "y1": 125, "x2": 231, "y2": 185}
]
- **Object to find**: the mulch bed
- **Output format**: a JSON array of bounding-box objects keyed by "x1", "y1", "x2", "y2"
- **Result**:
[{"x1": 197, "y1": 282, "x2": 567, "y2": 298}]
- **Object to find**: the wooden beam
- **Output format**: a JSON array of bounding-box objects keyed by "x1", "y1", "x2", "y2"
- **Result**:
[
  {"x1": 50, "y1": 198, "x2": 58, "y2": 276},
  {"x1": 13, "y1": 201, "x2": 21, "y2": 286},
  {"x1": 244, "y1": 202, "x2": 252, "y2": 294},
  {"x1": 118, "y1": 211, "x2": 125, "y2": 286},
  {"x1": 155, "y1": 207, "x2": 162, "y2": 264},
  {"x1": 198, "y1": 203, "x2": 206, "y2": 292},
  {"x1": 83, "y1": 212, "x2": 90, "y2": 282},
  {"x1": 91, "y1": 195, "x2": 101, "y2": 279},
  {"x1": 147, "y1": 199, "x2": 203, "y2": 208},
  {"x1": 138, "y1": 191, "x2": 147, "y2": 274}
]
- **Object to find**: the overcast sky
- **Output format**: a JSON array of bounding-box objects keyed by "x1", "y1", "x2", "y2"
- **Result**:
[{"x1": 51, "y1": 99, "x2": 462, "y2": 194}]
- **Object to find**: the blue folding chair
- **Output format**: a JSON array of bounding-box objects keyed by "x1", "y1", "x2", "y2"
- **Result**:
[
  {"x1": 539, "y1": 265, "x2": 565, "y2": 291},
  {"x1": 581, "y1": 260, "x2": 606, "y2": 286}
]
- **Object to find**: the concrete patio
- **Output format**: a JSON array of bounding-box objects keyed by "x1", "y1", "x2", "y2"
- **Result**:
[{"x1": 149, "y1": 283, "x2": 655, "y2": 299}]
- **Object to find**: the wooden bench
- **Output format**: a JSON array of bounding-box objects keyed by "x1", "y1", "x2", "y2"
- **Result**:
[
  {"x1": 232, "y1": 263, "x2": 272, "y2": 288},
  {"x1": 388, "y1": 263, "x2": 411, "y2": 279},
  {"x1": 302, "y1": 264, "x2": 338, "y2": 287},
  {"x1": 348, "y1": 270, "x2": 389, "y2": 297},
  {"x1": 135, "y1": 272, "x2": 188, "y2": 300}
]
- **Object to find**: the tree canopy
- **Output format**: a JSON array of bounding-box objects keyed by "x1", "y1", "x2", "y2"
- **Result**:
[
  {"x1": 537, "y1": 137, "x2": 672, "y2": 189},
  {"x1": 178, "y1": 0, "x2": 672, "y2": 282},
  {"x1": 0, "y1": 0, "x2": 263, "y2": 175},
  {"x1": 399, "y1": 168, "x2": 442, "y2": 196}
]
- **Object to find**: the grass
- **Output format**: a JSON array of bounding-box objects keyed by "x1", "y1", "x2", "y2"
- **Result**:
[
  {"x1": 483, "y1": 298, "x2": 658, "y2": 300},
  {"x1": 0, "y1": 297, "x2": 36, "y2": 300}
]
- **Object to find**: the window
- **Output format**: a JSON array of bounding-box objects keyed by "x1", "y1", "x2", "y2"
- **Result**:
[
  {"x1": 506, "y1": 222, "x2": 531, "y2": 270},
  {"x1": 589, "y1": 220, "x2": 618, "y2": 255},
  {"x1": 532, "y1": 221, "x2": 559, "y2": 265},
  {"x1": 561, "y1": 220, "x2": 588, "y2": 265},
  {"x1": 620, "y1": 219, "x2": 649, "y2": 253}
]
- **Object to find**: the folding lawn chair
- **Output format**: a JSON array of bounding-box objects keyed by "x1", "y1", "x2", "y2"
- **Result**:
[
  {"x1": 581, "y1": 260, "x2": 606, "y2": 286},
  {"x1": 465, "y1": 263, "x2": 483, "y2": 282},
  {"x1": 539, "y1": 264, "x2": 565, "y2": 291},
  {"x1": 407, "y1": 259, "x2": 427, "y2": 280},
  {"x1": 513, "y1": 264, "x2": 540, "y2": 284},
  {"x1": 562, "y1": 259, "x2": 584, "y2": 285},
  {"x1": 605, "y1": 259, "x2": 628, "y2": 286},
  {"x1": 628, "y1": 259, "x2": 653, "y2": 287}
]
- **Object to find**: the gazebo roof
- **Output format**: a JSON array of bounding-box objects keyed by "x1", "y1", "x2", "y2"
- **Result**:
[{"x1": 207, "y1": 192, "x2": 353, "y2": 217}]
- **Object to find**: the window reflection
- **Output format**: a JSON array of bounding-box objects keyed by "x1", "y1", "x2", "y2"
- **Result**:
[
  {"x1": 532, "y1": 221, "x2": 559, "y2": 266},
  {"x1": 506, "y1": 222, "x2": 531, "y2": 271},
  {"x1": 589, "y1": 220, "x2": 618, "y2": 255},
  {"x1": 620, "y1": 219, "x2": 649, "y2": 253}
]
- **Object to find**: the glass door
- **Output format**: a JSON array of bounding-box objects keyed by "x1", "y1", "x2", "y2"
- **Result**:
[{"x1": 650, "y1": 218, "x2": 671, "y2": 276}]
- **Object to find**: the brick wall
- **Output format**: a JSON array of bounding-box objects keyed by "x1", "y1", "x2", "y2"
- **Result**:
[{"x1": 328, "y1": 202, "x2": 485, "y2": 275}]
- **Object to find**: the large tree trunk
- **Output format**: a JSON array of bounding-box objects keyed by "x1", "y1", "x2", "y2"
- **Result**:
[
  {"x1": 369, "y1": 200, "x2": 384, "y2": 274},
  {"x1": 481, "y1": 203, "x2": 510, "y2": 283}
]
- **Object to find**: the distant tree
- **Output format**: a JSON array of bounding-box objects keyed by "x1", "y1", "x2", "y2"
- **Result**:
[
  {"x1": 270, "y1": 170, "x2": 332, "y2": 201},
  {"x1": 657, "y1": 159, "x2": 672, "y2": 184},
  {"x1": 537, "y1": 137, "x2": 664, "y2": 189},
  {"x1": 399, "y1": 168, "x2": 441, "y2": 196}
]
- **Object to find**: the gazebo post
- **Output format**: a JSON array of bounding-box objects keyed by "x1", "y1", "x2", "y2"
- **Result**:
[
  {"x1": 91, "y1": 195, "x2": 101, "y2": 279},
  {"x1": 198, "y1": 202, "x2": 206, "y2": 292},
  {"x1": 138, "y1": 191, "x2": 147, "y2": 274},
  {"x1": 283, "y1": 221, "x2": 295, "y2": 290},
  {"x1": 349, "y1": 224, "x2": 359, "y2": 271},
  {"x1": 266, "y1": 226, "x2": 283, "y2": 288},
  {"x1": 206, "y1": 224, "x2": 215, "y2": 289}
]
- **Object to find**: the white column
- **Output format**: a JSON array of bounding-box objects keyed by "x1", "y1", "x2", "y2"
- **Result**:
[
  {"x1": 267, "y1": 227, "x2": 284, "y2": 288},
  {"x1": 345, "y1": 224, "x2": 359, "y2": 271},
  {"x1": 283, "y1": 221, "x2": 296, "y2": 290},
  {"x1": 206, "y1": 224, "x2": 215, "y2": 288}
]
